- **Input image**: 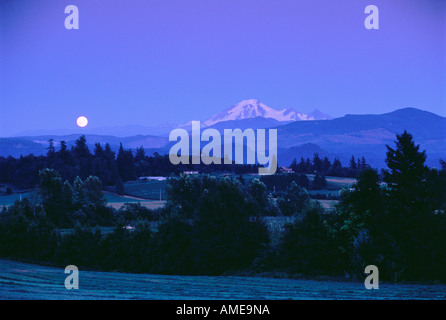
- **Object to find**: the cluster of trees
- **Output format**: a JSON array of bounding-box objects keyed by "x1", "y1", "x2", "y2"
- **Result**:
[
  {"x1": 0, "y1": 131, "x2": 445, "y2": 282},
  {"x1": 290, "y1": 154, "x2": 369, "y2": 178},
  {"x1": 279, "y1": 131, "x2": 446, "y2": 281},
  {"x1": 0, "y1": 137, "x2": 121, "y2": 189},
  {"x1": 166, "y1": 174, "x2": 316, "y2": 218},
  {"x1": 329, "y1": 132, "x2": 446, "y2": 281},
  {"x1": 0, "y1": 174, "x2": 269, "y2": 275},
  {"x1": 260, "y1": 172, "x2": 327, "y2": 192},
  {"x1": 0, "y1": 136, "x2": 261, "y2": 190},
  {"x1": 36, "y1": 168, "x2": 114, "y2": 227}
]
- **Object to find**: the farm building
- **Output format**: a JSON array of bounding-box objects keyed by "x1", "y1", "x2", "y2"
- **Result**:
[{"x1": 279, "y1": 167, "x2": 293, "y2": 173}]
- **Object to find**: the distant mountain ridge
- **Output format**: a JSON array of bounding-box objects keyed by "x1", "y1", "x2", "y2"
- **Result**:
[
  {"x1": 275, "y1": 107, "x2": 446, "y2": 168},
  {"x1": 14, "y1": 123, "x2": 178, "y2": 138},
  {"x1": 12, "y1": 99, "x2": 331, "y2": 138},
  {"x1": 1, "y1": 107, "x2": 444, "y2": 169}
]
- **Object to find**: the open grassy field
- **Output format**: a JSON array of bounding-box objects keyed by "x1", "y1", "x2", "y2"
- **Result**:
[
  {"x1": 0, "y1": 191, "x2": 37, "y2": 208},
  {"x1": 306, "y1": 174, "x2": 356, "y2": 190},
  {"x1": 104, "y1": 191, "x2": 166, "y2": 210},
  {"x1": 120, "y1": 180, "x2": 167, "y2": 200},
  {"x1": 1, "y1": 259, "x2": 445, "y2": 300},
  {"x1": 107, "y1": 200, "x2": 166, "y2": 210},
  {"x1": 325, "y1": 176, "x2": 357, "y2": 188},
  {"x1": 0, "y1": 190, "x2": 166, "y2": 210}
]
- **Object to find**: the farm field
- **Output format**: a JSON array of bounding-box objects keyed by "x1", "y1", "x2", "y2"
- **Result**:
[
  {"x1": 117, "y1": 174, "x2": 355, "y2": 198},
  {"x1": 325, "y1": 176, "x2": 357, "y2": 188},
  {"x1": 0, "y1": 191, "x2": 37, "y2": 207},
  {"x1": 1, "y1": 259, "x2": 445, "y2": 300},
  {"x1": 107, "y1": 200, "x2": 166, "y2": 210},
  {"x1": 0, "y1": 190, "x2": 166, "y2": 210},
  {"x1": 0, "y1": 174, "x2": 353, "y2": 211},
  {"x1": 104, "y1": 191, "x2": 166, "y2": 210},
  {"x1": 118, "y1": 180, "x2": 167, "y2": 200},
  {"x1": 307, "y1": 174, "x2": 356, "y2": 190}
]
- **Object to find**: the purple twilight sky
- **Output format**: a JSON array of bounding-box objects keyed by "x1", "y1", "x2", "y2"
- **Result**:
[{"x1": 0, "y1": 0, "x2": 445, "y2": 136}]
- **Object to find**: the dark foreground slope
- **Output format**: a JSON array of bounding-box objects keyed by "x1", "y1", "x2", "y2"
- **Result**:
[{"x1": 1, "y1": 259, "x2": 445, "y2": 300}]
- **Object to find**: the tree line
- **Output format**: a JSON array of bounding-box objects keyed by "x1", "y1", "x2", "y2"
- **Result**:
[
  {"x1": 0, "y1": 135, "x2": 369, "y2": 192},
  {"x1": 290, "y1": 154, "x2": 369, "y2": 177},
  {"x1": 260, "y1": 172, "x2": 327, "y2": 192},
  {"x1": 0, "y1": 135, "x2": 260, "y2": 190}
]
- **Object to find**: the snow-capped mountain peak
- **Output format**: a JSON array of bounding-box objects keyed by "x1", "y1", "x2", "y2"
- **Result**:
[{"x1": 202, "y1": 99, "x2": 331, "y2": 127}]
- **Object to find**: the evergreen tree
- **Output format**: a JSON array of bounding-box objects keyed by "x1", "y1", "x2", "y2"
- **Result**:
[
  {"x1": 115, "y1": 177, "x2": 125, "y2": 195},
  {"x1": 47, "y1": 139, "x2": 56, "y2": 157},
  {"x1": 290, "y1": 158, "x2": 298, "y2": 172},
  {"x1": 94, "y1": 143, "x2": 104, "y2": 158},
  {"x1": 104, "y1": 143, "x2": 115, "y2": 161},
  {"x1": 349, "y1": 156, "x2": 357, "y2": 170},
  {"x1": 330, "y1": 158, "x2": 343, "y2": 176},
  {"x1": 73, "y1": 135, "x2": 92, "y2": 179},
  {"x1": 322, "y1": 156, "x2": 331, "y2": 173},
  {"x1": 383, "y1": 130, "x2": 427, "y2": 208},
  {"x1": 312, "y1": 153, "x2": 322, "y2": 173},
  {"x1": 312, "y1": 172, "x2": 327, "y2": 190},
  {"x1": 117, "y1": 143, "x2": 136, "y2": 181},
  {"x1": 305, "y1": 158, "x2": 312, "y2": 173},
  {"x1": 104, "y1": 143, "x2": 119, "y2": 185},
  {"x1": 57, "y1": 140, "x2": 70, "y2": 164},
  {"x1": 297, "y1": 157, "x2": 307, "y2": 173},
  {"x1": 378, "y1": 131, "x2": 445, "y2": 281},
  {"x1": 359, "y1": 156, "x2": 368, "y2": 170},
  {"x1": 74, "y1": 135, "x2": 90, "y2": 159},
  {"x1": 135, "y1": 146, "x2": 146, "y2": 163}
]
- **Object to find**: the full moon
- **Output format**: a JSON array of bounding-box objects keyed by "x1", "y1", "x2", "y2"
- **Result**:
[{"x1": 76, "y1": 116, "x2": 88, "y2": 128}]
